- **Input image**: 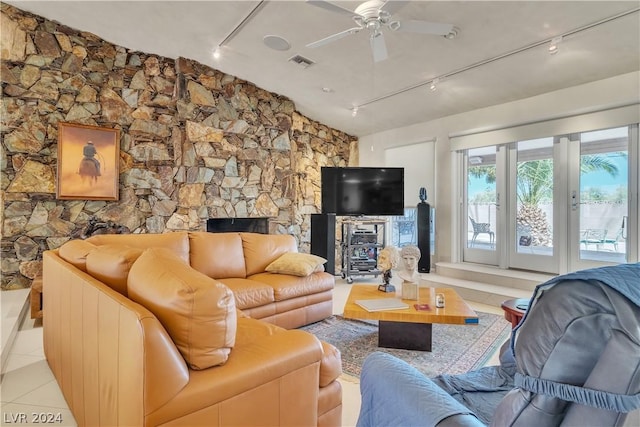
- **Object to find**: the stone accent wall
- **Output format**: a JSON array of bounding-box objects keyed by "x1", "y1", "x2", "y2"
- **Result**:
[{"x1": 0, "y1": 4, "x2": 357, "y2": 289}]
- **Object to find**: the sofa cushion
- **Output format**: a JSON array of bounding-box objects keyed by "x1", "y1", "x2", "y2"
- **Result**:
[
  {"x1": 249, "y1": 272, "x2": 335, "y2": 301},
  {"x1": 58, "y1": 239, "x2": 97, "y2": 272},
  {"x1": 241, "y1": 233, "x2": 298, "y2": 276},
  {"x1": 265, "y1": 252, "x2": 327, "y2": 277},
  {"x1": 85, "y1": 244, "x2": 143, "y2": 296},
  {"x1": 128, "y1": 247, "x2": 237, "y2": 370},
  {"x1": 86, "y1": 232, "x2": 190, "y2": 264},
  {"x1": 189, "y1": 232, "x2": 246, "y2": 279},
  {"x1": 217, "y1": 278, "x2": 275, "y2": 310}
]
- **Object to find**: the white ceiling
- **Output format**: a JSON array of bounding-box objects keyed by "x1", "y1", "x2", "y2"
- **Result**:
[{"x1": 6, "y1": 1, "x2": 640, "y2": 137}]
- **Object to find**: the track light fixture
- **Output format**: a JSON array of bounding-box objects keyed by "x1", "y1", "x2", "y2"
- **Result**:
[
  {"x1": 214, "y1": 1, "x2": 266, "y2": 60},
  {"x1": 351, "y1": 106, "x2": 359, "y2": 117},
  {"x1": 549, "y1": 36, "x2": 563, "y2": 54},
  {"x1": 430, "y1": 78, "x2": 439, "y2": 91}
]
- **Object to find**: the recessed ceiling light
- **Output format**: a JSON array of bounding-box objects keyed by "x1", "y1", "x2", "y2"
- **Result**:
[{"x1": 263, "y1": 35, "x2": 291, "y2": 51}]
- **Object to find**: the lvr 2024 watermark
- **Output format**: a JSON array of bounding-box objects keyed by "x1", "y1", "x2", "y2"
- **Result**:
[{"x1": 3, "y1": 412, "x2": 63, "y2": 424}]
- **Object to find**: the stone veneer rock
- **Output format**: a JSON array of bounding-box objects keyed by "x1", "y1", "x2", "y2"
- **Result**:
[{"x1": 0, "y1": 4, "x2": 358, "y2": 289}]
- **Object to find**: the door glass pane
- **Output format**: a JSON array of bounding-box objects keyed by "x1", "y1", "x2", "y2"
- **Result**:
[
  {"x1": 467, "y1": 147, "x2": 496, "y2": 251},
  {"x1": 390, "y1": 208, "x2": 417, "y2": 248},
  {"x1": 515, "y1": 138, "x2": 554, "y2": 255},
  {"x1": 579, "y1": 127, "x2": 628, "y2": 263}
]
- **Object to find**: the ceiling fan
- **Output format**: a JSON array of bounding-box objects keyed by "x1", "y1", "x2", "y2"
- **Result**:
[{"x1": 305, "y1": 0, "x2": 457, "y2": 63}]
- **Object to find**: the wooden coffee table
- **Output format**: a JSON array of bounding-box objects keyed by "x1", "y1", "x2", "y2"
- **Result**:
[{"x1": 343, "y1": 284, "x2": 478, "y2": 351}]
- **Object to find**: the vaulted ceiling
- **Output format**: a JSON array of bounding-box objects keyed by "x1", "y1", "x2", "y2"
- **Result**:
[{"x1": 7, "y1": 1, "x2": 640, "y2": 137}]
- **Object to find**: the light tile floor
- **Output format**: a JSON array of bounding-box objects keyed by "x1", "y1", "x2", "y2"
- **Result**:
[
  {"x1": 1, "y1": 315, "x2": 76, "y2": 426},
  {"x1": 12, "y1": 280, "x2": 636, "y2": 427}
]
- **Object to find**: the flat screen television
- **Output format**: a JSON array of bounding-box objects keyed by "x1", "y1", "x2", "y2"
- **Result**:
[{"x1": 321, "y1": 167, "x2": 404, "y2": 216}]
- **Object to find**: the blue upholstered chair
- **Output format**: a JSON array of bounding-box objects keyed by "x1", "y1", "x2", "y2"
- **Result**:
[{"x1": 357, "y1": 263, "x2": 640, "y2": 427}]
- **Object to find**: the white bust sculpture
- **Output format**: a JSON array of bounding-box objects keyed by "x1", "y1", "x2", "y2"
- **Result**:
[{"x1": 398, "y1": 245, "x2": 421, "y2": 284}]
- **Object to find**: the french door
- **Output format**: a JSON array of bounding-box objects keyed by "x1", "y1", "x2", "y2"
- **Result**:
[
  {"x1": 463, "y1": 146, "x2": 503, "y2": 266},
  {"x1": 568, "y1": 126, "x2": 636, "y2": 271},
  {"x1": 507, "y1": 137, "x2": 559, "y2": 273},
  {"x1": 463, "y1": 124, "x2": 638, "y2": 274}
]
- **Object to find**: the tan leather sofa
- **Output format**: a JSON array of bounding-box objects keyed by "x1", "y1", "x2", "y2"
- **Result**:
[{"x1": 42, "y1": 232, "x2": 342, "y2": 426}]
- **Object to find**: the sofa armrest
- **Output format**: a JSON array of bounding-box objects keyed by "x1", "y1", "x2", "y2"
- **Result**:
[
  {"x1": 185, "y1": 328, "x2": 323, "y2": 401},
  {"x1": 319, "y1": 341, "x2": 342, "y2": 387},
  {"x1": 147, "y1": 327, "x2": 326, "y2": 424}
]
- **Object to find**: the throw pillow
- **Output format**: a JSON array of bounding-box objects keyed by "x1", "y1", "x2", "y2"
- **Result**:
[
  {"x1": 128, "y1": 247, "x2": 237, "y2": 370},
  {"x1": 265, "y1": 252, "x2": 327, "y2": 277}
]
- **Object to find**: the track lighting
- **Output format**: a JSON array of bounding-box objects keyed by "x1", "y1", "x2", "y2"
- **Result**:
[
  {"x1": 548, "y1": 36, "x2": 562, "y2": 54},
  {"x1": 214, "y1": 1, "x2": 266, "y2": 59},
  {"x1": 351, "y1": 107, "x2": 359, "y2": 117},
  {"x1": 430, "y1": 78, "x2": 439, "y2": 91}
]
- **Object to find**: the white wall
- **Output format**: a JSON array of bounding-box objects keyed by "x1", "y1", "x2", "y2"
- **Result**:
[
  {"x1": 359, "y1": 71, "x2": 640, "y2": 264},
  {"x1": 383, "y1": 141, "x2": 435, "y2": 208}
]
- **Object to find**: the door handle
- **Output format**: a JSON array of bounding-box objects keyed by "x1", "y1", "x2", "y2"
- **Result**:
[{"x1": 571, "y1": 190, "x2": 578, "y2": 211}]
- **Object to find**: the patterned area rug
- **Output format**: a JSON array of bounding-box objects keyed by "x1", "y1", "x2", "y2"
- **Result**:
[{"x1": 301, "y1": 312, "x2": 511, "y2": 378}]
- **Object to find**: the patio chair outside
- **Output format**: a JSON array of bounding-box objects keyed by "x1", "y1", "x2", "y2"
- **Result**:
[
  {"x1": 580, "y1": 229, "x2": 607, "y2": 250},
  {"x1": 603, "y1": 228, "x2": 624, "y2": 252},
  {"x1": 469, "y1": 216, "x2": 495, "y2": 247}
]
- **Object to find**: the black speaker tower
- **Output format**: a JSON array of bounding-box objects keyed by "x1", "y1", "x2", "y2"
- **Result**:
[
  {"x1": 311, "y1": 213, "x2": 336, "y2": 275},
  {"x1": 417, "y1": 201, "x2": 431, "y2": 273}
]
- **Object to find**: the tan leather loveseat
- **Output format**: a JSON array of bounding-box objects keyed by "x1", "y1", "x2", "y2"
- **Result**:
[{"x1": 42, "y1": 231, "x2": 342, "y2": 426}]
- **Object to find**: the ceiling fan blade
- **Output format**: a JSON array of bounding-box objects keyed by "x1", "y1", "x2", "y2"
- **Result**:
[
  {"x1": 381, "y1": 0, "x2": 410, "y2": 15},
  {"x1": 306, "y1": 0, "x2": 355, "y2": 17},
  {"x1": 306, "y1": 27, "x2": 362, "y2": 49},
  {"x1": 370, "y1": 32, "x2": 388, "y2": 63},
  {"x1": 396, "y1": 20, "x2": 454, "y2": 35}
]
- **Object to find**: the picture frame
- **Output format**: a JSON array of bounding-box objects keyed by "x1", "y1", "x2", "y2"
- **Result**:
[{"x1": 57, "y1": 122, "x2": 120, "y2": 200}]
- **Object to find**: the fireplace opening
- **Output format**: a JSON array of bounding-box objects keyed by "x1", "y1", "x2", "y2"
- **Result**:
[{"x1": 206, "y1": 217, "x2": 270, "y2": 234}]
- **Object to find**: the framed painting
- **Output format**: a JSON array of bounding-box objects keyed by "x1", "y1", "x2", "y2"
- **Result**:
[{"x1": 57, "y1": 122, "x2": 120, "y2": 200}]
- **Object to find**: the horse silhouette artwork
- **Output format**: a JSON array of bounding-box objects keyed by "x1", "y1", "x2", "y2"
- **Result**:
[{"x1": 78, "y1": 141, "x2": 103, "y2": 185}]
